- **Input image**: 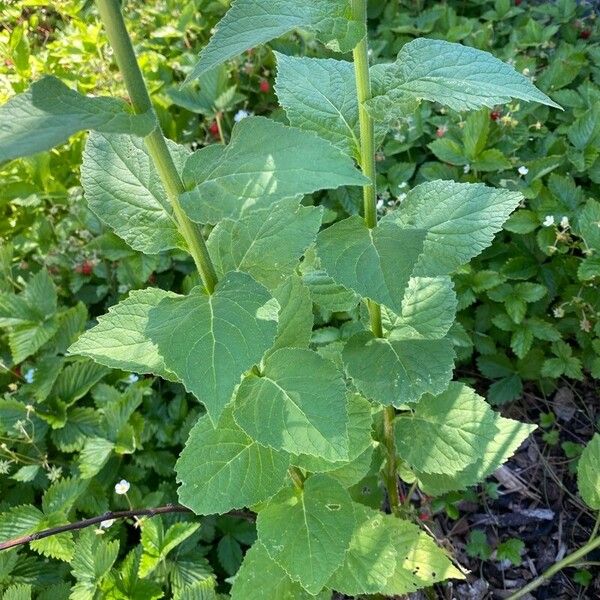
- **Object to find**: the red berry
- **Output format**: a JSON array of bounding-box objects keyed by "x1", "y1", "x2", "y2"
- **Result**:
[
  {"x1": 580, "y1": 29, "x2": 591, "y2": 40},
  {"x1": 435, "y1": 127, "x2": 446, "y2": 138},
  {"x1": 259, "y1": 79, "x2": 270, "y2": 93},
  {"x1": 208, "y1": 121, "x2": 220, "y2": 137},
  {"x1": 76, "y1": 261, "x2": 93, "y2": 276},
  {"x1": 418, "y1": 512, "x2": 429, "y2": 521},
  {"x1": 490, "y1": 110, "x2": 501, "y2": 121}
]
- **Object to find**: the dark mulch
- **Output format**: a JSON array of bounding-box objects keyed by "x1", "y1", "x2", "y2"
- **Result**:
[{"x1": 420, "y1": 379, "x2": 600, "y2": 600}]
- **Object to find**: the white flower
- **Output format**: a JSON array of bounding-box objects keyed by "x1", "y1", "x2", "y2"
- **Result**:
[
  {"x1": 114, "y1": 479, "x2": 130, "y2": 495},
  {"x1": 126, "y1": 373, "x2": 139, "y2": 384},
  {"x1": 397, "y1": 182, "x2": 408, "y2": 189},
  {"x1": 234, "y1": 109, "x2": 250, "y2": 123},
  {"x1": 522, "y1": 67, "x2": 530, "y2": 76},
  {"x1": 553, "y1": 307, "x2": 564, "y2": 318},
  {"x1": 518, "y1": 165, "x2": 529, "y2": 176},
  {"x1": 560, "y1": 216, "x2": 570, "y2": 229},
  {"x1": 23, "y1": 369, "x2": 35, "y2": 384},
  {"x1": 543, "y1": 215, "x2": 555, "y2": 227},
  {"x1": 397, "y1": 193, "x2": 407, "y2": 202},
  {"x1": 463, "y1": 164, "x2": 471, "y2": 174},
  {"x1": 376, "y1": 198, "x2": 384, "y2": 210},
  {"x1": 100, "y1": 519, "x2": 115, "y2": 529}
]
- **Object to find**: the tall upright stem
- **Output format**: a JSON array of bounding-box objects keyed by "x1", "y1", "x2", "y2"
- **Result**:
[
  {"x1": 351, "y1": 0, "x2": 401, "y2": 516},
  {"x1": 95, "y1": 0, "x2": 218, "y2": 294}
]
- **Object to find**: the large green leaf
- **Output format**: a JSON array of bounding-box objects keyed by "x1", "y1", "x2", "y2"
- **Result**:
[
  {"x1": 69, "y1": 288, "x2": 179, "y2": 381},
  {"x1": 230, "y1": 543, "x2": 330, "y2": 600},
  {"x1": 292, "y1": 393, "x2": 373, "y2": 474},
  {"x1": 383, "y1": 180, "x2": 523, "y2": 276},
  {"x1": 275, "y1": 53, "x2": 360, "y2": 157},
  {"x1": 257, "y1": 475, "x2": 355, "y2": 594},
  {"x1": 415, "y1": 416, "x2": 536, "y2": 495},
  {"x1": 316, "y1": 216, "x2": 426, "y2": 314},
  {"x1": 188, "y1": 0, "x2": 365, "y2": 80},
  {"x1": 343, "y1": 331, "x2": 455, "y2": 406},
  {"x1": 382, "y1": 276, "x2": 457, "y2": 340},
  {"x1": 181, "y1": 117, "x2": 367, "y2": 225},
  {"x1": 395, "y1": 383, "x2": 498, "y2": 475},
  {"x1": 367, "y1": 38, "x2": 560, "y2": 120},
  {"x1": 327, "y1": 504, "x2": 397, "y2": 595},
  {"x1": 82, "y1": 133, "x2": 188, "y2": 254},
  {"x1": 146, "y1": 272, "x2": 278, "y2": 423},
  {"x1": 233, "y1": 348, "x2": 349, "y2": 461},
  {"x1": 177, "y1": 410, "x2": 289, "y2": 515},
  {"x1": 269, "y1": 275, "x2": 314, "y2": 353},
  {"x1": 0, "y1": 76, "x2": 155, "y2": 163},
  {"x1": 381, "y1": 517, "x2": 464, "y2": 595},
  {"x1": 274, "y1": 53, "x2": 388, "y2": 158},
  {"x1": 578, "y1": 433, "x2": 600, "y2": 510},
  {"x1": 207, "y1": 197, "x2": 322, "y2": 290}
]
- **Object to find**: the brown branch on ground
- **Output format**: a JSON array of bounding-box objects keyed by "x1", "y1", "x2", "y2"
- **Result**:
[{"x1": 0, "y1": 504, "x2": 255, "y2": 552}]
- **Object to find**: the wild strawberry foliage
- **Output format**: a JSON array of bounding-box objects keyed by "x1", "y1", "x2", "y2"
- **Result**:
[{"x1": 0, "y1": 0, "x2": 563, "y2": 597}]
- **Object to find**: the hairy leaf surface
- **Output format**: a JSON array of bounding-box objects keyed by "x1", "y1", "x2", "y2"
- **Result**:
[
  {"x1": 176, "y1": 410, "x2": 289, "y2": 514},
  {"x1": 69, "y1": 288, "x2": 178, "y2": 381},
  {"x1": 82, "y1": 133, "x2": 188, "y2": 254},
  {"x1": 383, "y1": 180, "x2": 523, "y2": 276},
  {"x1": 188, "y1": 0, "x2": 365, "y2": 79},
  {"x1": 0, "y1": 76, "x2": 154, "y2": 162},
  {"x1": 257, "y1": 475, "x2": 354, "y2": 594},
  {"x1": 316, "y1": 216, "x2": 426, "y2": 314},
  {"x1": 343, "y1": 332, "x2": 455, "y2": 405},
  {"x1": 578, "y1": 433, "x2": 600, "y2": 510},
  {"x1": 181, "y1": 117, "x2": 366, "y2": 224},
  {"x1": 395, "y1": 383, "x2": 498, "y2": 475},
  {"x1": 367, "y1": 38, "x2": 560, "y2": 120},
  {"x1": 146, "y1": 272, "x2": 278, "y2": 423},
  {"x1": 207, "y1": 197, "x2": 322, "y2": 289},
  {"x1": 234, "y1": 348, "x2": 349, "y2": 461}
]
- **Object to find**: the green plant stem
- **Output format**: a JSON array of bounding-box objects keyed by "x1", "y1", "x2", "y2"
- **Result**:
[
  {"x1": 506, "y1": 533, "x2": 600, "y2": 600},
  {"x1": 95, "y1": 0, "x2": 217, "y2": 293},
  {"x1": 289, "y1": 467, "x2": 305, "y2": 490},
  {"x1": 351, "y1": 0, "x2": 377, "y2": 230},
  {"x1": 351, "y1": 0, "x2": 400, "y2": 517}
]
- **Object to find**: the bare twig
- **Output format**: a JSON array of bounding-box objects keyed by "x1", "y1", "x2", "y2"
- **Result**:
[{"x1": 0, "y1": 504, "x2": 254, "y2": 552}]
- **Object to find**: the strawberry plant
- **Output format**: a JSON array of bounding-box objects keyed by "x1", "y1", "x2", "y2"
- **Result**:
[{"x1": 0, "y1": 0, "x2": 562, "y2": 596}]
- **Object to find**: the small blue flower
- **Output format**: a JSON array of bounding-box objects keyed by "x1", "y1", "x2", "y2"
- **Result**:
[
  {"x1": 126, "y1": 373, "x2": 139, "y2": 384},
  {"x1": 24, "y1": 369, "x2": 35, "y2": 384}
]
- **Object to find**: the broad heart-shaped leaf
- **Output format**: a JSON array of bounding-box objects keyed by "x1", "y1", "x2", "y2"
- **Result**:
[
  {"x1": 146, "y1": 272, "x2": 278, "y2": 423},
  {"x1": 269, "y1": 274, "x2": 314, "y2": 354},
  {"x1": 275, "y1": 53, "x2": 360, "y2": 157},
  {"x1": 316, "y1": 216, "x2": 426, "y2": 314},
  {"x1": 0, "y1": 76, "x2": 155, "y2": 163},
  {"x1": 328, "y1": 504, "x2": 397, "y2": 595},
  {"x1": 207, "y1": 197, "x2": 322, "y2": 290},
  {"x1": 69, "y1": 288, "x2": 178, "y2": 381},
  {"x1": 176, "y1": 410, "x2": 289, "y2": 515},
  {"x1": 395, "y1": 383, "x2": 498, "y2": 475},
  {"x1": 381, "y1": 517, "x2": 464, "y2": 595},
  {"x1": 180, "y1": 117, "x2": 367, "y2": 225},
  {"x1": 274, "y1": 53, "x2": 388, "y2": 158},
  {"x1": 382, "y1": 276, "x2": 457, "y2": 340},
  {"x1": 233, "y1": 348, "x2": 349, "y2": 461},
  {"x1": 230, "y1": 542, "x2": 331, "y2": 600},
  {"x1": 187, "y1": 0, "x2": 365, "y2": 80},
  {"x1": 415, "y1": 416, "x2": 536, "y2": 496},
  {"x1": 578, "y1": 433, "x2": 600, "y2": 510},
  {"x1": 292, "y1": 393, "x2": 373, "y2": 473},
  {"x1": 343, "y1": 331, "x2": 455, "y2": 406},
  {"x1": 366, "y1": 38, "x2": 560, "y2": 120},
  {"x1": 382, "y1": 180, "x2": 523, "y2": 277},
  {"x1": 257, "y1": 474, "x2": 355, "y2": 594},
  {"x1": 82, "y1": 133, "x2": 188, "y2": 254}
]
